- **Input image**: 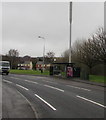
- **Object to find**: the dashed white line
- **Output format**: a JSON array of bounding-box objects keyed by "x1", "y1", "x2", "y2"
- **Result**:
[
  {"x1": 16, "y1": 84, "x2": 29, "y2": 91},
  {"x1": 44, "y1": 84, "x2": 64, "y2": 92},
  {"x1": 35, "y1": 94, "x2": 56, "y2": 111},
  {"x1": 3, "y1": 79, "x2": 12, "y2": 84},
  {"x1": 25, "y1": 80, "x2": 38, "y2": 84},
  {"x1": 76, "y1": 95, "x2": 106, "y2": 108},
  {"x1": 67, "y1": 85, "x2": 91, "y2": 91}
]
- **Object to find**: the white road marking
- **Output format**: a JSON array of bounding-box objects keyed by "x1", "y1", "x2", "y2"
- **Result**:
[
  {"x1": 44, "y1": 84, "x2": 64, "y2": 92},
  {"x1": 30, "y1": 76, "x2": 42, "y2": 79},
  {"x1": 10, "y1": 77, "x2": 21, "y2": 80},
  {"x1": 76, "y1": 95, "x2": 106, "y2": 108},
  {"x1": 36, "y1": 77, "x2": 45, "y2": 79},
  {"x1": 3, "y1": 79, "x2": 12, "y2": 84},
  {"x1": 16, "y1": 84, "x2": 29, "y2": 91},
  {"x1": 31, "y1": 76, "x2": 47, "y2": 79},
  {"x1": 35, "y1": 94, "x2": 56, "y2": 111},
  {"x1": 25, "y1": 80, "x2": 38, "y2": 84},
  {"x1": 42, "y1": 80, "x2": 57, "y2": 84},
  {"x1": 19, "y1": 75, "x2": 26, "y2": 77},
  {"x1": 67, "y1": 85, "x2": 91, "y2": 91}
]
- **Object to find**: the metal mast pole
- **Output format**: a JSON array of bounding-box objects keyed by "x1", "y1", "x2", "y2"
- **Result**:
[{"x1": 69, "y1": 2, "x2": 72, "y2": 63}]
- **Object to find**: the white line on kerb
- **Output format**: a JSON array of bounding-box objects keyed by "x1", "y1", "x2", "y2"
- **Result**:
[
  {"x1": 67, "y1": 85, "x2": 91, "y2": 91},
  {"x1": 76, "y1": 95, "x2": 106, "y2": 108},
  {"x1": 43, "y1": 80, "x2": 57, "y2": 84},
  {"x1": 44, "y1": 85, "x2": 64, "y2": 92},
  {"x1": 16, "y1": 84, "x2": 29, "y2": 91},
  {"x1": 25, "y1": 80, "x2": 38, "y2": 84},
  {"x1": 36, "y1": 77, "x2": 44, "y2": 79},
  {"x1": 3, "y1": 79, "x2": 12, "y2": 84},
  {"x1": 35, "y1": 94, "x2": 56, "y2": 111},
  {"x1": 10, "y1": 77, "x2": 21, "y2": 80},
  {"x1": 17, "y1": 91, "x2": 38, "y2": 118}
]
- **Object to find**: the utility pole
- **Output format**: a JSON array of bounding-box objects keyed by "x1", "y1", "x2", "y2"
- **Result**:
[{"x1": 69, "y1": 2, "x2": 72, "y2": 63}]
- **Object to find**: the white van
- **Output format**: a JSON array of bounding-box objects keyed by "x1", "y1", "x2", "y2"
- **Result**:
[{"x1": 0, "y1": 61, "x2": 10, "y2": 75}]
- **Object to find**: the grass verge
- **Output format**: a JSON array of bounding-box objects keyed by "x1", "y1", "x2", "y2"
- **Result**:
[
  {"x1": 10, "y1": 69, "x2": 49, "y2": 76},
  {"x1": 10, "y1": 70, "x2": 105, "y2": 83},
  {"x1": 89, "y1": 75, "x2": 106, "y2": 83}
]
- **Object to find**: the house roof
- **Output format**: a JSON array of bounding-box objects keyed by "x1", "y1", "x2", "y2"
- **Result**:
[
  {"x1": 24, "y1": 61, "x2": 32, "y2": 64},
  {"x1": 36, "y1": 61, "x2": 43, "y2": 64},
  {"x1": 36, "y1": 61, "x2": 51, "y2": 65}
]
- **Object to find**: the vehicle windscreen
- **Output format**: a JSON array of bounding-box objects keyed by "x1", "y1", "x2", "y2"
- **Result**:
[{"x1": 1, "y1": 62, "x2": 9, "y2": 66}]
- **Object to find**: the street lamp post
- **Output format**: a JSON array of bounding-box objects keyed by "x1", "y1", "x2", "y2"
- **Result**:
[{"x1": 38, "y1": 36, "x2": 45, "y2": 71}]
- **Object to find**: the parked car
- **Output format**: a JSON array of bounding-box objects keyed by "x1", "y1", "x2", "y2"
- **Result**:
[{"x1": 0, "y1": 61, "x2": 10, "y2": 75}]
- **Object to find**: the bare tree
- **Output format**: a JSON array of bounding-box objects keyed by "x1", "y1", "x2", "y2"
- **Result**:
[
  {"x1": 90, "y1": 28, "x2": 106, "y2": 63},
  {"x1": 63, "y1": 27, "x2": 105, "y2": 74},
  {"x1": 72, "y1": 28, "x2": 106, "y2": 73},
  {"x1": 61, "y1": 49, "x2": 69, "y2": 63},
  {"x1": 45, "y1": 51, "x2": 55, "y2": 63},
  {"x1": 7, "y1": 49, "x2": 19, "y2": 69},
  {"x1": 8, "y1": 49, "x2": 19, "y2": 57}
]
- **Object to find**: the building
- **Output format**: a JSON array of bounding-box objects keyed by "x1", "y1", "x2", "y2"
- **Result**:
[
  {"x1": 18, "y1": 61, "x2": 32, "y2": 70},
  {"x1": 36, "y1": 61, "x2": 50, "y2": 70}
]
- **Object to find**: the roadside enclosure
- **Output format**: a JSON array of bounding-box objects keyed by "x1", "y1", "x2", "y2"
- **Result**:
[{"x1": 49, "y1": 63, "x2": 80, "y2": 78}]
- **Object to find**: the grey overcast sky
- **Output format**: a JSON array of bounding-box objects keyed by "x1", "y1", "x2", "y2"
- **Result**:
[{"x1": 2, "y1": 2, "x2": 104, "y2": 57}]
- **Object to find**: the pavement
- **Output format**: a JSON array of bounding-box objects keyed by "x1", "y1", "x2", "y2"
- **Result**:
[
  {"x1": 72, "y1": 78, "x2": 105, "y2": 87},
  {"x1": 2, "y1": 74, "x2": 105, "y2": 119},
  {"x1": 2, "y1": 81, "x2": 36, "y2": 118}
]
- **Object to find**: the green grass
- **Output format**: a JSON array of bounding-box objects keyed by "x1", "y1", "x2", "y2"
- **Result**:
[
  {"x1": 61, "y1": 72, "x2": 66, "y2": 77},
  {"x1": 10, "y1": 69, "x2": 105, "y2": 83},
  {"x1": 89, "y1": 75, "x2": 106, "y2": 83},
  {"x1": 10, "y1": 69, "x2": 49, "y2": 75}
]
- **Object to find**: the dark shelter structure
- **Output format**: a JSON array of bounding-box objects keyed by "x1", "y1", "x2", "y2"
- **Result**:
[{"x1": 49, "y1": 63, "x2": 80, "y2": 78}]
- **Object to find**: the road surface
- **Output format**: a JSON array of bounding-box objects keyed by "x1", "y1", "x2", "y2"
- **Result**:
[
  {"x1": 0, "y1": 75, "x2": 2, "y2": 120},
  {"x1": 2, "y1": 74, "x2": 105, "y2": 118}
]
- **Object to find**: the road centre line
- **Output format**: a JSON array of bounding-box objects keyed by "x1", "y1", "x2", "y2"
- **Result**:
[
  {"x1": 76, "y1": 95, "x2": 106, "y2": 108},
  {"x1": 25, "y1": 80, "x2": 38, "y2": 84},
  {"x1": 34, "y1": 94, "x2": 56, "y2": 111},
  {"x1": 16, "y1": 84, "x2": 29, "y2": 91},
  {"x1": 3, "y1": 79, "x2": 12, "y2": 84},
  {"x1": 44, "y1": 84, "x2": 64, "y2": 92},
  {"x1": 67, "y1": 85, "x2": 91, "y2": 91}
]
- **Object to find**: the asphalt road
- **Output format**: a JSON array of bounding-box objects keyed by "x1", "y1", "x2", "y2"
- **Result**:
[
  {"x1": 0, "y1": 75, "x2": 2, "y2": 120},
  {"x1": 2, "y1": 74, "x2": 105, "y2": 118}
]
